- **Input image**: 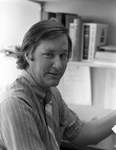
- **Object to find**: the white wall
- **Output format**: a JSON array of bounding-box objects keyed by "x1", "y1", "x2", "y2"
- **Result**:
[
  {"x1": 0, "y1": 0, "x2": 41, "y2": 49},
  {"x1": 0, "y1": 0, "x2": 41, "y2": 89}
]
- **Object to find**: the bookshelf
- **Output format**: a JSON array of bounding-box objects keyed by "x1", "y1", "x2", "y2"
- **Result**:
[
  {"x1": 41, "y1": 0, "x2": 116, "y2": 68},
  {"x1": 42, "y1": 11, "x2": 116, "y2": 68},
  {"x1": 69, "y1": 61, "x2": 116, "y2": 68}
]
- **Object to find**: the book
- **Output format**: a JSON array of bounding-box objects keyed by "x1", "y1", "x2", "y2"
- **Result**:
[
  {"x1": 81, "y1": 23, "x2": 108, "y2": 62},
  {"x1": 95, "y1": 51, "x2": 116, "y2": 60},
  {"x1": 56, "y1": 13, "x2": 78, "y2": 30},
  {"x1": 98, "y1": 45, "x2": 116, "y2": 52},
  {"x1": 42, "y1": 12, "x2": 78, "y2": 30},
  {"x1": 81, "y1": 24, "x2": 90, "y2": 61},
  {"x1": 69, "y1": 17, "x2": 82, "y2": 61},
  {"x1": 42, "y1": 12, "x2": 56, "y2": 20},
  {"x1": 94, "y1": 58, "x2": 116, "y2": 64},
  {"x1": 65, "y1": 13, "x2": 78, "y2": 30},
  {"x1": 56, "y1": 13, "x2": 66, "y2": 26}
]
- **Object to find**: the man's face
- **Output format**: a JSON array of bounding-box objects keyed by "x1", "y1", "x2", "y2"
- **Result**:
[{"x1": 28, "y1": 34, "x2": 69, "y2": 90}]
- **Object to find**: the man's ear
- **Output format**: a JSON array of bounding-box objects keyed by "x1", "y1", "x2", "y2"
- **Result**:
[{"x1": 25, "y1": 51, "x2": 34, "y2": 64}]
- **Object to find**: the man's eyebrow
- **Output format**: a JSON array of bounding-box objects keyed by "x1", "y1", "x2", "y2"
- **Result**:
[
  {"x1": 44, "y1": 49, "x2": 55, "y2": 52},
  {"x1": 62, "y1": 49, "x2": 68, "y2": 52},
  {"x1": 45, "y1": 49, "x2": 68, "y2": 52}
]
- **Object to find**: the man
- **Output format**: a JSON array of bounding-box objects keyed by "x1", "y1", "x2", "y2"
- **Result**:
[{"x1": 0, "y1": 19, "x2": 116, "y2": 150}]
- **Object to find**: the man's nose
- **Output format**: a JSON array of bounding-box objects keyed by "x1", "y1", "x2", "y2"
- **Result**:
[{"x1": 52, "y1": 56, "x2": 63, "y2": 70}]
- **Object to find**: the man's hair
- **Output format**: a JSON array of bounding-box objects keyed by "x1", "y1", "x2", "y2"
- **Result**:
[{"x1": 15, "y1": 19, "x2": 72, "y2": 69}]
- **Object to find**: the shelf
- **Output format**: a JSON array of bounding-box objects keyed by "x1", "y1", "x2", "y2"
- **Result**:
[
  {"x1": 68, "y1": 61, "x2": 116, "y2": 68},
  {"x1": 31, "y1": 0, "x2": 116, "y2": 2}
]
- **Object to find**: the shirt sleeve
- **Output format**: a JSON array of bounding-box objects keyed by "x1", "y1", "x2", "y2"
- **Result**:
[
  {"x1": 58, "y1": 92, "x2": 84, "y2": 142},
  {"x1": 0, "y1": 97, "x2": 46, "y2": 150}
]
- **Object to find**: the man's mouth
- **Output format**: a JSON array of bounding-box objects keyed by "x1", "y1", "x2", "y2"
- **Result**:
[{"x1": 49, "y1": 72, "x2": 62, "y2": 76}]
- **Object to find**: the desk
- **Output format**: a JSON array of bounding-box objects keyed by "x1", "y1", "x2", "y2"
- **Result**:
[{"x1": 60, "y1": 141, "x2": 105, "y2": 150}]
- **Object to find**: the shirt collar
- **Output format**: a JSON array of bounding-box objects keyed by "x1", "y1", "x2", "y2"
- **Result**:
[{"x1": 20, "y1": 70, "x2": 47, "y2": 101}]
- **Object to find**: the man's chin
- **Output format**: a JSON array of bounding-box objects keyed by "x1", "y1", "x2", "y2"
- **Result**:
[{"x1": 49, "y1": 80, "x2": 60, "y2": 87}]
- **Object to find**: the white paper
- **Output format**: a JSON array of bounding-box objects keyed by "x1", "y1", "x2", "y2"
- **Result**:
[
  {"x1": 57, "y1": 64, "x2": 92, "y2": 105},
  {"x1": 112, "y1": 125, "x2": 116, "y2": 134},
  {"x1": 104, "y1": 68, "x2": 116, "y2": 109}
]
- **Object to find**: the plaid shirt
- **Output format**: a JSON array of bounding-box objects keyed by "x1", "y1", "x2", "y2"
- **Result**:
[{"x1": 0, "y1": 70, "x2": 83, "y2": 150}]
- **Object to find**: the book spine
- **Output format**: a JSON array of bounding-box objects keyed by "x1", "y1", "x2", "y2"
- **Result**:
[
  {"x1": 95, "y1": 51, "x2": 116, "y2": 60},
  {"x1": 56, "y1": 13, "x2": 66, "y2": 26},
  {"x1": 88, "y1": 24, "x2": 108, "y2": 61},
  {"x1": 69, "y1": 17, "x2": 82, "y2": 61},
  {"x1": 73, "y1": 18, "x2": 82, "y2": 61},
  {"x1": 42, "y1": 12, "x2": 56, "y2": 20},
  {"x1": 81, "y1": 24, "x2": 90, "y2": 61},
  {"x1": 69, "y1": 23, "x2": 75, "y2": 60},
  {"x1": 88, "y1": 24, "x2": 96, "y2": 62},
  {"x1": 41, "y1": 12, "x2": 48, "y2": 20},
  {"x1": 65, "y1": 14, "x2": 78, "y2": 30}
]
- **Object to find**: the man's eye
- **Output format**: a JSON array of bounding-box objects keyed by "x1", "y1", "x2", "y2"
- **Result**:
[
  {"x1": 60, "y1": 53, "x2": 67, "y2": 59},
  {"x1": 44, "y1": 53, "x2": 53, "y2": 57}
]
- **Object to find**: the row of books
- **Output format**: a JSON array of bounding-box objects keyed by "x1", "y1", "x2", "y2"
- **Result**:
[
  {"x1": 42, "y1": 11, "x2": 78, "y2": 30},
  {"x1": 81, "y1": 23, "x2": 108, "y2": 62},
  {"x1": 69, "y1": 16, "x2": 82, "y2": 61},
  {"x1": 42, "y1": 12, "x2": 112, "y2": 63}
]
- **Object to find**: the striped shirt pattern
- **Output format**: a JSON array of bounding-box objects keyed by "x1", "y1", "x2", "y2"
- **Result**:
[
  {"x1": 0, "y1": 70, "x2": 83, "y2": 150},
  {"x1": 45, "y1": 91, "x2": 60, "y2": 150},
  {"x1": 45, "y1": 101, "x2": 60, "y2": 149}
]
